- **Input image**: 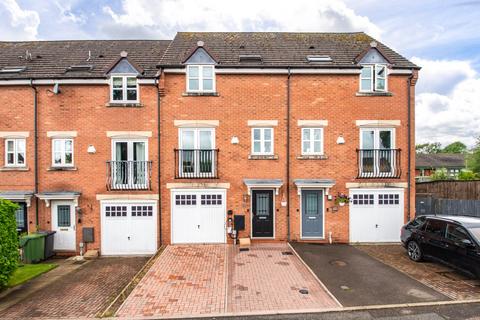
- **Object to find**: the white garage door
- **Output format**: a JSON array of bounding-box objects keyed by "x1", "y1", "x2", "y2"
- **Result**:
[
  {"x1": 171, "y1": 189, "x2": 226, "y2": 244},
  {"x1": 349, "y1": 189, "x2": 404, "y2": 243},
  {"x1": 101, "y1": 201, "x2": 157, "y2": 255}
]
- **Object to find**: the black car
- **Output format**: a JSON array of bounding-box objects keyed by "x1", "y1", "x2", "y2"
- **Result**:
[{"x1": 401, "y1": 215, "x2": 480, "y2": 278}]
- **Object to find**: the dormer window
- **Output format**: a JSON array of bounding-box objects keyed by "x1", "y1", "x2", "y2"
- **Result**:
[
  {"x1": 183, "y1": 45, "x2": 217, "y2": 94},
  {"x1": 111, "y1": 75, "x2": 138, "y2": 102},
  {"x1": 187, "y1": 65, "x2": 214, "y2": 92},
  {"x1": 360, "y1": 64, "x2": 387, "y2": 92}
]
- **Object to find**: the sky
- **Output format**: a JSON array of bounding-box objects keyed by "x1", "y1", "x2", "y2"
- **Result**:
[{"x1": 1, "y1": 0, "x2": 480, "y2": 147}]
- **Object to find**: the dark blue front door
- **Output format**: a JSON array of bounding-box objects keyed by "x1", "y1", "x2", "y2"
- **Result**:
[
  {"x1": 301, "y1": 190, "x2": 323, "y2": 238},
  {"x1": 252, "y1": 190, "x2": 274, "y2": 237}
]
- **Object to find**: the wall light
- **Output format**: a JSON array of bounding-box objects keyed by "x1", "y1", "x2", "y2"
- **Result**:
[
  {"x1": 231, "y1": 136, "x2": 239, "y2": 144},
  {"x1": 87, "y1": 145, "x2": 96, "y2": 154},
  {"x1": 336, "y1": 135, "x2": 345, "y2": 145}
]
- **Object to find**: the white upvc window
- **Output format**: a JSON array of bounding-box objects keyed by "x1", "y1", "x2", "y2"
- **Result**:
[
  {"x1": 52, "y1": 139, "x2": 74, "y2": 167},
  {"x1": 111, "y1": 75, "x2": 138, "y2": 102},
  {"x1": 186, "y1": 65, "x2": 215, "y2": 92},
  {"x1": 301, "y1": 128, "x2": 323, "y2": 155},
  {"x1": 5, "y1": 138, "x2": 26, "y2": 167},
  {"x1": 360, "y1": 64, "x2": 387, "y2": 92},
  {"x1": 251, "y1": 127, "x2": 273, "y2": 155}
]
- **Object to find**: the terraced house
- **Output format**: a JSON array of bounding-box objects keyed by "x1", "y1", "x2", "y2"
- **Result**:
[{"x1": 0, "y1": 32, "x2": 418, "y2": 255}]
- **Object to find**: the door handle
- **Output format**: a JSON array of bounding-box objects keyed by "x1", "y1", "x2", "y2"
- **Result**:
[
  {"x1": 198, "y1": 225, "x2": 200, "y2": 229},
  {"x1": 128, "y1": 236, "x2": 130, "y2": 240},
  {"x1": 375, "y1": 224, "x2": 379, "y2": 228}
]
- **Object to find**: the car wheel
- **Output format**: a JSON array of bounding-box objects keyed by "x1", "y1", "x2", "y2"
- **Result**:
[{"x1": 407, "y1": 240, "x2": 423, "y2": 262}]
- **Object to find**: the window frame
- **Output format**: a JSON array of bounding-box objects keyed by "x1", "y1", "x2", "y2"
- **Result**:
[
  {"x1": 359, "y1": 64, "x2": 388, "y2": 93},
  {"x1": 110, "y1": 74, "x2": 139, "y2": 103},
  {"x1": 359, "y1": 127, "x2": 395, "y2": 149},
  {"x1": 5, "y1": 138, "x2": 26, "y2": 167},
  {"x1": 186, "y1": 65, "x2": 216, "y2": 93},
  {"x1": 251, "y1": 127, "x2": 274, "y2": 155},
  {"x1": 51, "y1": 138, "x2": 74, "y2": 167},
  {"x1": 301, "y1": 127, "x2": 324, "y2": 155}
]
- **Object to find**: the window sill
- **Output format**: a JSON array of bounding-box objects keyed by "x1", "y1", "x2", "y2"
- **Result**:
[
  {"x1": 0, "y1": 166, "x2": 29, "y2": 171},
  {"x1": 248, "y1": 154, "x2": 279, "y2": 160},
  {"x1": 105, "y1": 102, "x2": 143, "y2": 107},
  {"x1": 356, "y1": 92, "x2": 393, "y2": 97},
  {"x1": 182, "y1": 92, "x2": 220, "y2": 97},
  {"x1": 48, "y1": 166, "x2": 78, "y2": 171},
  {"x1": 297, "y1": 154, "x2": 328, "y2": 160}
]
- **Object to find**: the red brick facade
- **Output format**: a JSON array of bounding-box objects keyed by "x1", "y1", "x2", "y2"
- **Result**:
[{"x1": 0, "y1": 36, "x2": 418, "y2": 253}]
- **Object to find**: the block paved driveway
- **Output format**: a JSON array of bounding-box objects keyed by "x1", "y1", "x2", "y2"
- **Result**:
[
  {"x1": 117, "y1": 244, "x2": 339, "y2": 318},
  {"x1": 0, "y1": 257, "x2": 147, "y2": 319}
]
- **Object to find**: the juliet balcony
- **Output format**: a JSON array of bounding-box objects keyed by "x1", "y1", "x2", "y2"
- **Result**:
[
  {"x1": 175, "y1": 149, "x2": 219, "y2": 179},
  {"x1": 106, "y1": 160, "x2": 152, "y2": 190},
  {"x1": 357, "y1": 149, "x2": 401, "y2": 179}
]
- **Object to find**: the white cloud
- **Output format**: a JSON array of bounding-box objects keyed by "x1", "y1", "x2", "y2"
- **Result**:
[
  {"x1": 0, "y1": 0, "x2": 40, "y2": 40},
  {"x1": 415, "y1": 58, "x2": 480, "y2": 147},
  {"x1": 101, "y1": 0, "x2": 381, "y2": 39},
  {"x1": 55, "y1": 1, "x2": 86, "y2": 25}
]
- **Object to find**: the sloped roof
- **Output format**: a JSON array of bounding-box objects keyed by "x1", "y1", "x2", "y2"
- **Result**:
[
  {"x1": 159, "y1": 32, "x2": 418, "y2": 69},
  {"x1": 416, "y1": 153, "x2": 466, "y2": 169},
  {"x1": 0, "y1": 40, "x2": 171, "y2": 79}
]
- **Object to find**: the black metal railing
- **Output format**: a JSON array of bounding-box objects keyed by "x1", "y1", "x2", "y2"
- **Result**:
[
  {"x1": 357, "y1": 149, "x2": 401, "y2": 178},
  {"x1": 106, "y1": 160, "x2": 152, "y2": 190},
  {"x1": 175, "y1": 149, "x2": 219, "y2": 179}
]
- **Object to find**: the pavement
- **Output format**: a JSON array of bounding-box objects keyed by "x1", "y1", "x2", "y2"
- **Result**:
[
  {"x1": 290, "y1": 243, "x2": 448, "y2": 307},
  {"x1": 117, "y1": 244, "x2": 339, "y2": 318},
  {"x1": 0, "y1": 257, "x2": 148, "y2": 319},
  {"x1": 203, "y1": 302, "x2": 480, "y2": 319}
]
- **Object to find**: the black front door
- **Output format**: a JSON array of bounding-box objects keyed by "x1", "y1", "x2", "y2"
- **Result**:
[
  {"x1": 14, "y1": 202, "x2": 28, "y2": 233},
  {"x1": 252, "y1": 190, "x2": 274, "y2": 237}
]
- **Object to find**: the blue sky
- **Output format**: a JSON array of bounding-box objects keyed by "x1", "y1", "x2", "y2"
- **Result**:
[{"x1": 2, "y1": 0, "x2": 480, "y2": 147}]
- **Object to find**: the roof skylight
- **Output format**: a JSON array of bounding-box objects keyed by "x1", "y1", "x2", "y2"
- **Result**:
[
  {"x1": 0, "y1": 66, "x2": 26, "y2": 73},
  {"x1": 306, "y1": 55, "x2": 332, "y2": 63}
]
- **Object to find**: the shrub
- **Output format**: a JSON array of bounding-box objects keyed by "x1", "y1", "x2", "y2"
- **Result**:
[
  {"x1": 0, "y1": 199, "x2": 19, "y2": 288},
  {"x1": 458, "y1": 170, "x2": 479, "y2": 181},
  {"x1": 430, "y1": 168, "x2": 449, "y2": 181}
]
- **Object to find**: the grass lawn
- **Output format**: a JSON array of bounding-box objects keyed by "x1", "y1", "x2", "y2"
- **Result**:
[{"x1": 7, "y1": 263, "x2": 57, "y2": 288}]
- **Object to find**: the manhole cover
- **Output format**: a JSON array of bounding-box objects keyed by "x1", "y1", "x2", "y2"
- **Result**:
[
  {"x1": 299, "y1": 289, "x2": 309, "y2": 294},
  {"x1": 282, "y1": 251, "x2": 293, "y2": 255},
  {"x1": 330, "y1": 260, "x2": 347, "y2": 267}
]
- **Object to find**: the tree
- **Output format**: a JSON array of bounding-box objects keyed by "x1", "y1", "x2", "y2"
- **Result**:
[
  {"x1": 443, "y1": 141, "x2": 467, "y2": 154},
  {"x1": 0, "y1": 199, "x2": 19, "y2": 288},
  {"x1": 458, "y1": 170, "x2": 478, "y2": 180},
  {"x1": 416, "y1": 142, "x2": 442, "y2": 154}
]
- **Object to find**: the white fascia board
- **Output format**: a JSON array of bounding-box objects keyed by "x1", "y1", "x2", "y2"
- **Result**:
[{"x1": 0, "y1": 78, "x2": 157, "y2": 86}]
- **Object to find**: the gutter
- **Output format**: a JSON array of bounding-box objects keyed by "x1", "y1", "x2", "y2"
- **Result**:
[
  {"x1": 286, "y1": 67, "x2": 291, "y2": 241},
  {"x1": 29, "y1": 79, "x2": 39, "y2": 226},
  {"x1": 155, "y1": 72, "x2": 162, "y2": 245},
  {"x1": 407, "y1": 69, "x2": 414, "y2": 221}
]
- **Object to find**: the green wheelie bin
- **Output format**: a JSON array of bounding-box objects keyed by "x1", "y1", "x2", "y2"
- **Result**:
[{"x1": 19, "y1": 233, "x2": 47, "y2": 264}]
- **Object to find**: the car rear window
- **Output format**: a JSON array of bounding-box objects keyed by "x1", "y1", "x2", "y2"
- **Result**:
[
  {"x1": 424, "y1": 219, "x2": 447, "y2": 237},
  {"x1": 409, "y1": 216, "x2": 427, "y2": 228}
]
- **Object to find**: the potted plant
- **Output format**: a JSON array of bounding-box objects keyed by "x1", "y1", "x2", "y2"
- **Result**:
[{"x1": 335, "y1": 193, "x2": 350, "y2": 206}]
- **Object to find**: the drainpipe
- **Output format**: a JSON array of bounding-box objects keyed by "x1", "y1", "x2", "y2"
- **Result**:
[
  {"x1": 156, "y1": 72, "x2": 162, "y2": 245},
  {"x1": 407, "y1": 69, "x2": 414, "y2": 221},
  {"x1": 286, "y1": 67, "x2": 291, "y2": 241},
  {"x1": 30, "y1": 79, "x2": 39, "y2": 226}
]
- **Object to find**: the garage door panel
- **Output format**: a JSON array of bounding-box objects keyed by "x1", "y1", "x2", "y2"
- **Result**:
[
  {"x1": 172, "y1": 190, "x2": 225, "y2": 244},
  {"x1": 350, "y1": 190, "x2": 404, "y2": 243}
]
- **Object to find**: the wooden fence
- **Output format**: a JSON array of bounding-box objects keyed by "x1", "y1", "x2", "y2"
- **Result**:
[
  {"x1": 416, "y1": 180, "x2": 480, "y2": 217},
  {"x1": 416, "y1": 180, "x2": 480, "y2": 200}
]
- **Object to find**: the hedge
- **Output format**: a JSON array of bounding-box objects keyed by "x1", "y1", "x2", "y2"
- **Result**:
[{"x1": 0, "y1": 199, "x2": 19, "y2": 288}]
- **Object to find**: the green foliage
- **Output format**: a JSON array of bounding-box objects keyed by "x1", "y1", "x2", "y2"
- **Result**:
[
  {"x1": 430, "y1": 168, "x2": 449, "y2": 181},
  {"x1": 458, "y1": 170, "x2": 478, "y2": 180},
  {"x1": 443, "y1": 141, "x2": 467, "y2": 154},
  {"x1": 0, "y1": 199, "x2": 20, "y2": 288},
  {"x1": 467, "y1": 138, "x2": 480, "y2": 174},
  {"x1": 416, "y1": 142, "x2": 442, "y2": 154}
]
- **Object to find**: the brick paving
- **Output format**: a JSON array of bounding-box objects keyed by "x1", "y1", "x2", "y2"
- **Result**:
[
  {"x1": 117, "y1": 244, "x2": 339, "y2": 318},
  {"x1": 227, "y1": 243, "x2": 339, "y2": 313},
  {"x1": 0, "y1": 257, "x2": 147, "y2": 319},
  {"x1": 117, "y1": 245, "x2": 227, "y2": 318},
  {"x1": 357, "y1": 244, "x2": 480, "y2": 300}
]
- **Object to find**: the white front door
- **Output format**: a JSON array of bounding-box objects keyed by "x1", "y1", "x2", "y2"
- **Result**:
[
  {"x1": 171, "y1": 189, "x2": 226, "y2": 244},
  {"x1": 349, "y1": 189, "x2": 404, "y2": 242},
  {"x1": 51, "y1": 201, "x2": 76, "y2": 251},
  {"x1": 101, "y1": 202, "x2": 157, "y2": 255}
]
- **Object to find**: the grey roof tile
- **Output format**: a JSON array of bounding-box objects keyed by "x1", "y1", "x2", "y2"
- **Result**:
[{"x1": 416, "y1": 153, "x2": 466, "y2": 168}]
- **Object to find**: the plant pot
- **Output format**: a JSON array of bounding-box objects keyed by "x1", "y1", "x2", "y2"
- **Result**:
[{"x1": 339, "y1": 202, "x2": 346, "y2": 207}]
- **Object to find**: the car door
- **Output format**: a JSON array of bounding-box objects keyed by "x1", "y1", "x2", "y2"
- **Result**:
[
  {"x1": 422, "y1": 219, "x2": 448, "y2": 260},
  {"x1": 445, "y1": 223, "x2": 479, "y2": 276}
]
